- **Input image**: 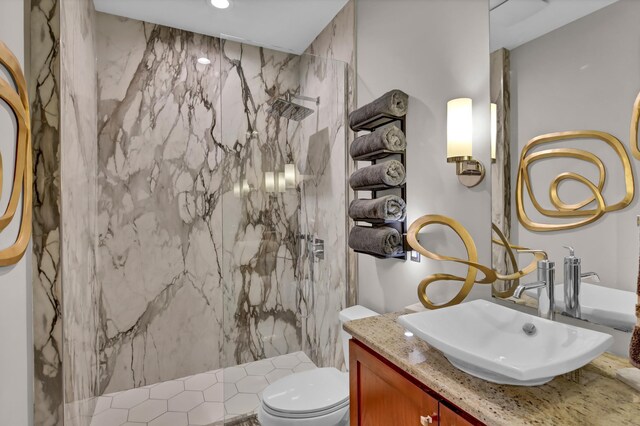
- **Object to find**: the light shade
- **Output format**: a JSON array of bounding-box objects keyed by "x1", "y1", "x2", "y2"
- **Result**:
[
  {"x1": 209, "y1": 0, "x2": 230, "y2": 9},
  {"x1": 277, "y1": 172, "x2": 286, "y2": 192},
  {"x1": 447, "y1": 98, "x2": 473, "y2": 159},
  {"x1": 264, "y1": 172, "x2": 275, "y2": 193},
  {"x1": 284, "y1": 164, "x2": 296, "y2": 188},
  {"x1": 491, "y1": 103, "x2": 497, "y2": 161}
]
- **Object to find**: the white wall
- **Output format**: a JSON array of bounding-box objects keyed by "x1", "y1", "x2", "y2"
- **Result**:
[
  {"x1": 356, "y1": 0, "x2": 491, "y2": 313},
  {"x1": 0, "y1": 0, "x2": 34, "y2": 425},
  {"x1": 510, "y1": 0, "x2": 640, "y2": 291}
]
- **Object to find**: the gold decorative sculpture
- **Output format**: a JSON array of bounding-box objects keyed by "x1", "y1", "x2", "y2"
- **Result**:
[
  {"x1": 407, "y1": 215, "x2": 549, "y2": 309},
  {"x1": 0, "y1": 41, "x2": 32, "y2": 266},
  {"x1": 632, "y1": 92, "x2": 640, "y2": 161},
  {"x1": 491, "y1": 224, "x2": 545, "y2": 298},
  {"x1": 516, "y1": 130, "x2": 634, "y2": 232},
  {"x1": 407, "y1": 215, "x2": 497, "y2": 309}
]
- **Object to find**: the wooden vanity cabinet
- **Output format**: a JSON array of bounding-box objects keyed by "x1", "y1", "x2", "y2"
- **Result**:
[
  {"x1": 349, "y1": 340, "x2": 483, "y2": 426},
  {"x1": 439, "y1": 405, "x2": 475, "y2": 426}
]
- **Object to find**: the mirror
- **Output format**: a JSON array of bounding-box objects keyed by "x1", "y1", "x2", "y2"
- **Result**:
[{"x1": 489, "y1": 0, "x2": 638, "y2": 332}]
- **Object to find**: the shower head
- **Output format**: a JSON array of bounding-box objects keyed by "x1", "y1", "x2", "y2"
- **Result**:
[{"x1": 267, "y1": 93, "x2": 317, "y2": 121}]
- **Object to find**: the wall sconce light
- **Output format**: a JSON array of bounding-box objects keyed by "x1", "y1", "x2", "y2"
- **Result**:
[
  {"x1": 490, "y1": 102, "x2": 497, "y2": 163},
  {"x1": 446, "y1": 98, "x2": 485, "y2": 188}
]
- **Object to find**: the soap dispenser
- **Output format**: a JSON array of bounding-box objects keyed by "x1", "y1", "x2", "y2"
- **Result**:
[{"x1": 563, "y1": 246, "x2": 581, "y2": 318}]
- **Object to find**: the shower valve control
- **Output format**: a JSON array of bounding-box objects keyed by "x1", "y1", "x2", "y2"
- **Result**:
[
  {"x1": 299, "y1": 234, "x2": 325, "y2": 261},
  {"x1": 311, "y1": 238, "x2": 325, "y2": 261}
]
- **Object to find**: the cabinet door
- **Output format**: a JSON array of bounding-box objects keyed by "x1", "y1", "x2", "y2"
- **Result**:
[
  {"x1": 440, "y1": 404, "x2": 475, "y2": 426},
  {"x1": 350, "y1": 340, "x2": 439, "y2": 426}
]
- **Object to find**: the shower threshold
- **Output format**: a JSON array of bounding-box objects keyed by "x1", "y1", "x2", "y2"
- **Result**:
[{"x1": 88, "y1": 351, "x2": 316, "y2": 426}]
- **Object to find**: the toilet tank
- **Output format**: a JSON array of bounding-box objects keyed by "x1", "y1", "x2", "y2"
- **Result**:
[{"x1": 339, "y1": 305, "x2": 378, "y2": 370}]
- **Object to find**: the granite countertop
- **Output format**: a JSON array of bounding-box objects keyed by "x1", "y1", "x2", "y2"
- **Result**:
[{"x1": 344, "y1": 312, "x2": 640, "y2": 426}]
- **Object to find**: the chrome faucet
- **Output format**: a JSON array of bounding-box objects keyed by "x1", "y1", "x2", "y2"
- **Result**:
[
  {"x1": 581, "y1": 271, "x2": 600, "y2": 282},
  {"x1": 513, "y1": 251, "x2": 555, "y2": 320},
  {"x1": 563, "y1": 246, "x2": 581, "y2": 319},
  {"x1": 562, "y1": 246, "x2": 599, "y2": 319}
]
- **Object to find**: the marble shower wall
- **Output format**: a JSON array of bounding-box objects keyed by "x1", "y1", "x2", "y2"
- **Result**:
[
  {"x1": 60, "y1": 0, "x2": 100, "y2": 423},
  {"x1": 296, "y1": 55, "x2": 347, "y2": 369},
  {"x1": 219, "y1": 42, "x2": 304, "y2": 367},
  {"x1": 299, "y1": 0, "x2": 355, "y2": 370},
  {"x1": 27, "y1": 0, "x2": 353, "y2": 422},
  {"x1": 221, "y1": 0, "x2": 356, "y2": 372},
  {"x1": 96, "y1": 4, "x2": 353, "y2": 393},
  {"x1": 30, "y1": 0, "x2": 63, "y2": 423},
  {"x1": 96, "y1": 13, "x2": 225, "y2": 394},
  {"x1": 30, "y1": 0, "x2": 100, "y2": 424}
]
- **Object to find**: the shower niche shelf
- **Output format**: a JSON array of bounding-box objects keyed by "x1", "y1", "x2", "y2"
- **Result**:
[{"x1": 351, "y1": 113, "x2": 408, "y2": 260}]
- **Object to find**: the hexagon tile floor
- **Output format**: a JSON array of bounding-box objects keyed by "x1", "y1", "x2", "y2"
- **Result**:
[{"x1": 89, "y1": 351, "x2": 316, "y2": 426}]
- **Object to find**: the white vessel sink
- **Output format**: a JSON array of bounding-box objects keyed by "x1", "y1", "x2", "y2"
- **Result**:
[
  {"x1": 398, "y1": 300, "x2": 613, "y2": 386},
  {"x1": 525, "y1": 283, "x2": 636, "y2": 331}
]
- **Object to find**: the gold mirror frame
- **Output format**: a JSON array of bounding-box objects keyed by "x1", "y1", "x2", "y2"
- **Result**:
[{"x1": 0, "y1": 41, "x2": 33, "y2": 266}]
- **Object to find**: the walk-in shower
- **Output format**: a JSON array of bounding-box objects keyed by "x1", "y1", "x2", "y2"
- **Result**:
[{"x1": 75, "y1": 10, "x2": 353, "y2": 426}]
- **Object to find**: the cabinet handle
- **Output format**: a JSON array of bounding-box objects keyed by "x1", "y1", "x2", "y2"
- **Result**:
[{"x1": 420, "y1": 415, "x2": 434, "y2": 425}]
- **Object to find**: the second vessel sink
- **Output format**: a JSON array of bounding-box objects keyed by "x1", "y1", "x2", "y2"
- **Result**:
[
  {"x1": 398, "y1": 300, "x2": 613, "y2": 386},
  {"x1": 524, "y1": 282, "x2": 636, "y2": 331}
]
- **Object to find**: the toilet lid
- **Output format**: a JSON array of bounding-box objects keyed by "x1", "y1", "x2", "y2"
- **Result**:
[{"x1": 262, "y1": 367, "x2": 349, "y2": 416}]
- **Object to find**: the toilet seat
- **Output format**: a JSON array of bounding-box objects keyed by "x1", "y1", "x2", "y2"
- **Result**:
[
  {"x1": 262, "y1": 398, "x2": 349, "y2": 419},
  {"x1": 258, "y1": 403, "x2": 349, "y2": 426},
  {"x1": 261, "y1": 367, "x2": 349, "y2": 419},
  {"x1": 258, "y1": 305, "x2": 377, "y2": 426}
]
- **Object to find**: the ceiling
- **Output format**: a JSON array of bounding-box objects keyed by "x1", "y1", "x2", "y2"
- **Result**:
[
  {"x1": 490, "y1": 0, "x2": 619, "y2": 51},
  {"x1": 93, "y1": 0, "x2": 348, "y2": 54}
]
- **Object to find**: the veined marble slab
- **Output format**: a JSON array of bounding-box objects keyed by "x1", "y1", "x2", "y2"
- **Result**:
[
  {"x1": 60, "y1": 0, "x2": 100, "y2": 424},
  {"x1": 93, "y1": 0, "x2": 354, "y2": 396},
  {"x1": 96, "y1": 13, "x2": 225, "y2": 393},
  {"x1": 30, "y1": 0, "x2": 63, "y2": 423},
  {"x1": 31, "y1": 0, "x2": 101, "y2": 425},
  {"x1": 300, "y1": 0, "x2": 356, "y2": 371},
  {"x1": 218, "y1": 39, "x2": 304, "y2": 367},
  {"x1": 30, "y1": 1, "x2": 355, "y2": 424}
]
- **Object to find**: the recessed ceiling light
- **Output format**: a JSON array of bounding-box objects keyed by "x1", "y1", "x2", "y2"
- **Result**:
[
  {"x1": 210, "y1": 0, "x2": 230, "y2": 9},
  {"x1": 197, "y1": 57, "x2": 211, "y2": 65}
]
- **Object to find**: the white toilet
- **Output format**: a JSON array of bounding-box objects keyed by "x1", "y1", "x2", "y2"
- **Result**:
[{"x1": 257, "y1": 305, "x2": 378, "y2": 426}]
